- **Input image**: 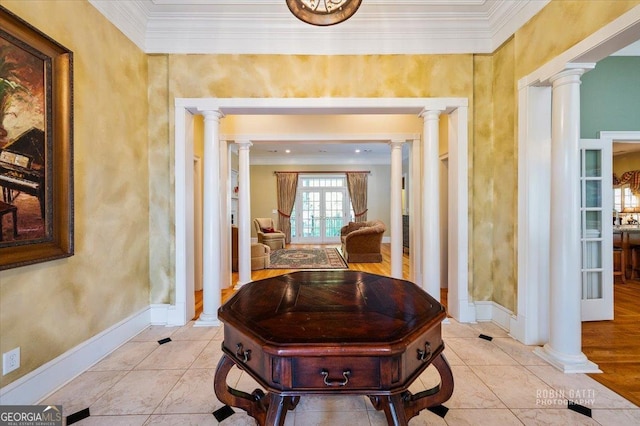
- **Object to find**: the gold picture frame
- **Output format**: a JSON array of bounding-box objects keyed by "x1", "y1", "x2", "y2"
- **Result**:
[{"x1": 0, "y1": 6, "x2": 73, "y2": 270}]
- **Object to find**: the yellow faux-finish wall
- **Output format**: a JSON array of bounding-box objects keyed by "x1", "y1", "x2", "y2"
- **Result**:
[{"x1": 0, "y1": 0, "x2": 149, "y2": 388}]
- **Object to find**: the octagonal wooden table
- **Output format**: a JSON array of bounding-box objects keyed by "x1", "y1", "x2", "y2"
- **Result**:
[{"x1": 214, "y1": 270, "x2": 453, "y2": 425}]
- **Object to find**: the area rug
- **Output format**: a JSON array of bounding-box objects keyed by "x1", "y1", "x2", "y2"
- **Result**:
[{"x1": 268, "y1": 248, "x2": 349, "y2": 270}]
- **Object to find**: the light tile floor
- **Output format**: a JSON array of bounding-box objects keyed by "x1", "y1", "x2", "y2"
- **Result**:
[{"x1": 41, "y1": 319, "x2": 640, "y2": 425}]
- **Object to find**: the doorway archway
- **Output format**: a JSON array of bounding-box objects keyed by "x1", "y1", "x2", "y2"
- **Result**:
[{"x1": 170, "y1": 98, "x2": 470, "y2": 326}]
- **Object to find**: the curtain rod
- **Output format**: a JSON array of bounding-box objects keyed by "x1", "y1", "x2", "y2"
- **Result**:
[{"x1": 274, "y1": 171, "x2": 371, "y2": 175}]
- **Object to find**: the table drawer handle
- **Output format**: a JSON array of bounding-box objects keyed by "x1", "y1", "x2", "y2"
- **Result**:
[
  {"x1": 320, "y1": 369, "x2": 351, "y2": 387},
  {"x1": 235, "y1": 343, "x2": 251, "y2": 363},
  {"x1": 417, "y1": 342, "x2": 432, "y2": 362}
]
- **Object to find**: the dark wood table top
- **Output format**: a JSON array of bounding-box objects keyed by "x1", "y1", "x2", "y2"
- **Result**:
[
  {"x1": 215, "y1": 270, "x2": 453, "y2": 425},
  {"x1": 219, "y1": 270, "x2": 446, "y2": 348}
]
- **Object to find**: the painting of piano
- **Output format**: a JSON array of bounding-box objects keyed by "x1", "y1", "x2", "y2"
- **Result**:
[
  {"x1": 0, "y1": 7, "x2": 73, "y2": 270},
  {"x1": 1, "y1": 128, "x2": 46, "y2": 237}
]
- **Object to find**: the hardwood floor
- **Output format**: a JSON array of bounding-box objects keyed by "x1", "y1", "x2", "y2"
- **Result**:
[
  {"x1": 583, "y1": 279, "x2": 640, "y2": 407},
  {"x1": 195, "y1": 243, "x2": 640, "y2": 407}
]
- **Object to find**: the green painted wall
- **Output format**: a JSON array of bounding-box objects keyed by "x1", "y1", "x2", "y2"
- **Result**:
[{"x1": 581, "y1": 56, "x2": 640, "y2": 139}]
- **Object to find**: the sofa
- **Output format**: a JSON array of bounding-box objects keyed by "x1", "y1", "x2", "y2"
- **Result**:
[
  {"x1": 253, "y1": 218, "x2": 286, "y2": 250},
  {"x1": 231, "y1": 226, "x2": 271, "y2": 271},
  {"x1": 340, "y1": 220, "x2": 385, "y2": 263}
]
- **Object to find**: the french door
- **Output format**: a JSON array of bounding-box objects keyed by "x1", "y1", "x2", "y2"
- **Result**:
[
  {"x1": 292, "y1": 176, "x2": 352, "y2": 244},
  {"x1": 580, "y1": 138, "x2": 613, "y2": 321}
]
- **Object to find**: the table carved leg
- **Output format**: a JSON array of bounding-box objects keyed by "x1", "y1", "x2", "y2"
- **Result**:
[
  {"x1": 265, "y1": 394, "x2": 300, "y2": 425},
  {"x1": 369, "y1": 353, "x2": 454, "y2": 425},
  {"x1": 214, "y1": 354, "x2": 299, "y2": 426}
]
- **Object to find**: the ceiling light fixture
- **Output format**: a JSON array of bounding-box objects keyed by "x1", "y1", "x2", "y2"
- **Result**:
[{"x1": 286, "y1": 0, "x2": 362, "y2": 26}]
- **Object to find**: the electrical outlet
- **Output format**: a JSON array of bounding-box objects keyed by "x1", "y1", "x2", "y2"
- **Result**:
[{"x1": 2, "y1": 347, "x2": 20, "y2": 375}]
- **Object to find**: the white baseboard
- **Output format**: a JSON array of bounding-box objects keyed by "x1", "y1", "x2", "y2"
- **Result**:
[
  {"x1": 450, "y1": 300, "x2": 477, "y2": 324},
  {"x1": 0, "y1": 307, "x2": 151, "y2": 405},
  {"x1": 509, "y1": 312, "x2": 547, "y2": 345},
  {"x1": 474, "y1": 300, "x2": 513, "y2": 332},
  {"x1": 150, "y1": 303, "x2": 189, "y2": 327},
  {"x1": 150, "y1": 303, "x2": 169, "y2": 325}
]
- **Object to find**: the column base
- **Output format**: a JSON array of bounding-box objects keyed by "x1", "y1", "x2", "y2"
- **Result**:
[
  {"x1": 534, "y1": 344, "x2": 601, "y2": 374},
  {"x1": 194, "y1": 312, "x2": 220, "y2": 327},
  {"x1": 234, "y1": 280, "x2": 250, "y2": 290}
]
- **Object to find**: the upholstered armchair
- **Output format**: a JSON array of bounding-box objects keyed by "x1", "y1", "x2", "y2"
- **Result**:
[
  {"x1": 340, "y1": 220, "x2": 385, "y2": 263},
  {"x1": 232, "y1": 226, "x2": 271, "y2": 271},
  {"x1": 253, "y1": 218, "x2": 286, "y2": 250}
]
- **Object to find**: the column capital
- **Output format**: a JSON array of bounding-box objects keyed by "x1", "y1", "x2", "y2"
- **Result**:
[
  {"x1": 548, "y1": 65, "x2": 594, "y2": 87},
  {"x1": 419, "y1": 109, "x2": 444, "y2": 121},
  {"x1": 200, "y1": 109, "x2": 225, "y2": 121},
  {"x1": 235, "y1": 140, "x2": 253, "y2": 149},
  {"x1": 389, "y1": 140, "x2": 405, "y2": 150}
]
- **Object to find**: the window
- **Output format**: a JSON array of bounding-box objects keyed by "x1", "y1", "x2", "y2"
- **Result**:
[
  {"x1": 614, "y1": 185, "x2": 639, "y2": 211},
  {"x1": 614, "y1": 185, "x2": 639, "y2": 223}
]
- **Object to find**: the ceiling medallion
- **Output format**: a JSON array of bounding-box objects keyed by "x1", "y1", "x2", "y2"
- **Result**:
[{"x1": 286, "y1": 0, "x2": 362, "y2": 26}]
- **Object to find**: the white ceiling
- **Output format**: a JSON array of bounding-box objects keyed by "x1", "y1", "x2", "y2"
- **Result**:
[{"x1": 246, "y1": 141, "x2": 398, "y2": 165}]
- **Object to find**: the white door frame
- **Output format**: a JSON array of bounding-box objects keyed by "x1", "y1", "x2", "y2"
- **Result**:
[
  {"x1": 171, "y1": 97, "x2": 470, "y2": 326},
  {"x1": 193, "y1": 156, "x2": 203, "y2": 292},
  {"x1": 513, "y1": 7, "x2": 640, "y2": 345}
]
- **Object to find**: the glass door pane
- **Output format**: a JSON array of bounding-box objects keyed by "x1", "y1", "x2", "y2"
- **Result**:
[
  {"x1": 301, "y1": 190, "x2": 320, "y2": 238},
  {"x1": 324, "y1": 190, "x2": 345, "y2": 238},
  {"x1": 581, "y1": 149, "x2": 603, "y2": 299},
  {"x1": 580, "y1": 140, "x2": 613, "y2": 321}
]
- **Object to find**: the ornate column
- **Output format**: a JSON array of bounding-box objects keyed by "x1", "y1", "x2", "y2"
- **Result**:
[
  {"x1": 533, "y1": 68, "x2": 599, "y2": 373},
  {"x1": 390, "y1": 140, "x2": 404, "y2": 278},
  {"x1": 196, "y1": 110, "x2": 224, "y2": 326},
  {"x1": 236, "y1": 140, "x2": 252, "y2": 287},
  {"x1": 420, "y1": 109, "x2": 442, "y2": 301}
]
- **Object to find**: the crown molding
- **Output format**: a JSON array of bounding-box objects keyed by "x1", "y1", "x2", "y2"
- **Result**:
[
  {"x1": 89, "y1": 0, "x2": 149, "y2": 50},
  {"x1": 488, "y1": 0, "x2": 549, "y2": 50},
  {"x1": 89, "y1": 0, "x2": 551, "y2": 55}
]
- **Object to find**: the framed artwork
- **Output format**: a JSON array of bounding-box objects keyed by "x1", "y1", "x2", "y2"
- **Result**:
[{"x1": 0, "y1": 6, "x2": 73, "y2": 270}]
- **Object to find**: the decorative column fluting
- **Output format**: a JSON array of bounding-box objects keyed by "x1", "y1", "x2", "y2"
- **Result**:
[
  {"x1": 196, "y1": 110, "x2": 224, "y2": 326},
  {"x1": 533, "y1": 68, "x2": 599, "y2": 373}
]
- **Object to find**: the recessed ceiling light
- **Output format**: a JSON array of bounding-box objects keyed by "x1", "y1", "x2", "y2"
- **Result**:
[
  {"x1": 285, "y1": 149, "x2": 291, "y2": 153},
  {"x1": 355, "y1": 149, "x2": 361, "y2": 153}
]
